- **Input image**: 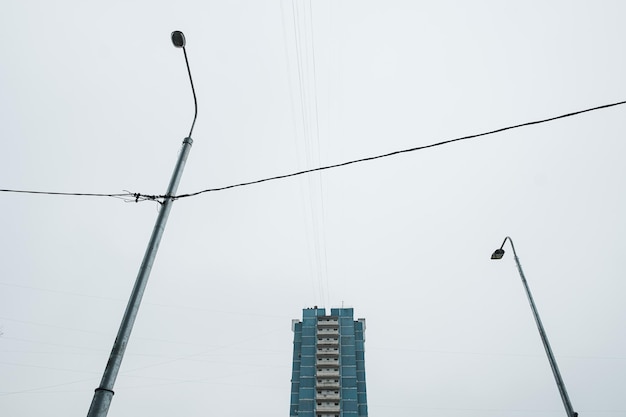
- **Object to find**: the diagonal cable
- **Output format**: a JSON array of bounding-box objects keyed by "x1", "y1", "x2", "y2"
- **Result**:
[
  {"x1": 2, "y1": 99, "x2": 625, "y2": 201},
  {"x1": 173, "y1": 99, "x2": 626, "y2": 199}
]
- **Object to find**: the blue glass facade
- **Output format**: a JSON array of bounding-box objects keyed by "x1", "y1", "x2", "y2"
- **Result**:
[{"x1": 290, "y1": 307, "x2": 368, "y2": 417}]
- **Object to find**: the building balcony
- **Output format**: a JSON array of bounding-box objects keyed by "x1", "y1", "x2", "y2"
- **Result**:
[
  {"x1": 316, "y1": 393, "x2": 340, "y2": 401},
  {"x1": 317, "y1": 355, "x2": 339, "y2": 362},
  {"x1": 316, "y1": 379, "x2": 340, "y2": 388},
  {"x1": 317, "y1": 354, "x2": 339, "y2": 360},
  {"x1": 317, "y1": 328, "x2": 339, "y2": 336},
  {"x1": 316, "y1": 402, "x2": 340, "y2": 412},
  {"x1": 316, "y1": 364, "x2": 339, "y2": 370},
  {"x1": 316, "y1": 412, "x2": 340, "y2": 417},
  {"x1": 317, "y1": 338, "x2": 339, "y2": 347},
  {"x1": 317, "y1": 317, "x2": 339, "y2": 327},
  {"x1": 316, "y1": 369, "x2": 340, "y2": 377},
  {"x1": 315, "y1": 411, "x2": 339, "y2": 417},
  {"x1": 316, "y1": 359, "x2": 339, "y2": 367}
]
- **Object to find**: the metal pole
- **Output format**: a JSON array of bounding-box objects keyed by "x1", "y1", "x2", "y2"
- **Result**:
[
  {"x1": 87, "y1": 137, "x2": 193, "y2": 417},
  {"x1": 504, "y1": 237, "x2": 578, "y2": 417},
  {"x1": 87, "y1": 31, "x2": 197, "y2": 417}
]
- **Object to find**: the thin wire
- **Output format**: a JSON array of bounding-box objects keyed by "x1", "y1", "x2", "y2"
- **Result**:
[
  {"x1": 291, "y1": 0, "x2": 320, "y2": 305},
  {"x1": 293, "y1": 0, "x2": 324, "y2": 306},
  {"x1": 173, "y1": 99, "x2": 626, "y2": 199},
  {"x1": 0, "y1": 377, "x2": 96, "y2": 397},
  {"x1": 0, "y1": 189, "x2": 161, "y2": 203},
  {"x1": 302, "y1": 0, "x2": 325, "y2": 308},
  {"x1": 0, "y1": 189, "x2": 129, "y2": 198},
  {"x1": 2, "y1": 99, "x2": 625, "y2": 202},
  {"x1": 182, "y1": 46, "x2": 198, "y2": 138},
  {"x1": 308, "y1": 0, "x2": 331, "y2": 308}
]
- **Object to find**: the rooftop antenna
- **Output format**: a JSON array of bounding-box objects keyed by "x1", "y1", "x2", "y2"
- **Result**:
[{"x1": 87, "y1": 31, "x2": 197, "y2": 417}]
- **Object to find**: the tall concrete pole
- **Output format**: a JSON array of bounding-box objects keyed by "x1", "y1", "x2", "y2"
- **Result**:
[
  {"x1": 492, "y1": 237, "x2": 578, "y2": 417},
  {"x1": 87, "y1": 31, "x2": 197, "y2": 417}
]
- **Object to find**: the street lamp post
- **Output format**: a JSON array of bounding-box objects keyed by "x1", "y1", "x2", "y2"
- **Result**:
[
  {"x1": 491, "y1": 236, "x2": 578, "y2": 417},
  {"x1": 86, "y1": 31, "x2": 197, "y2": 417}
]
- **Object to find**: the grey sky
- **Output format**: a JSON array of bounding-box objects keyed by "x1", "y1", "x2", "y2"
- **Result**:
[{"x1": 1, "y1": 1, "x2": 625, "y2": 416}]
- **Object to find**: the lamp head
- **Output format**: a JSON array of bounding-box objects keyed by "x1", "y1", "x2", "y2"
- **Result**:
[
  {"x1": 491, "y1": 248, "x2": 505, "y2": 260},
  {"x1": 171, "y1": 31, "x2": 186, "y2": 48}
]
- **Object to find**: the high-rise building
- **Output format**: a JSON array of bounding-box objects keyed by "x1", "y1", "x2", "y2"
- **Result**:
[{"x1": 289, "y1": 307, "x2": 368, "y2": 417}]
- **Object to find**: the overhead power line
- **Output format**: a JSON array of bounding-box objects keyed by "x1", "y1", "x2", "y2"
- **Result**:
[
  {"x1": 0, "y1": 189, "x2": 157, "y2": 202},
  {"x1": 173, "y1": 99, "x2": 626, "y2": 199},
  {"x1": 0, "y1": 190, "x2": 126, "y2": 198},
  {"x1": 1, "y1": 99, "x2": 625, "y2": 203}
]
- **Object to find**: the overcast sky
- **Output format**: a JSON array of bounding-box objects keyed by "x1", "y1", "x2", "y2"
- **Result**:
[{"x1": 1, "y1": 1, "x2": 625, "y2": 416}]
